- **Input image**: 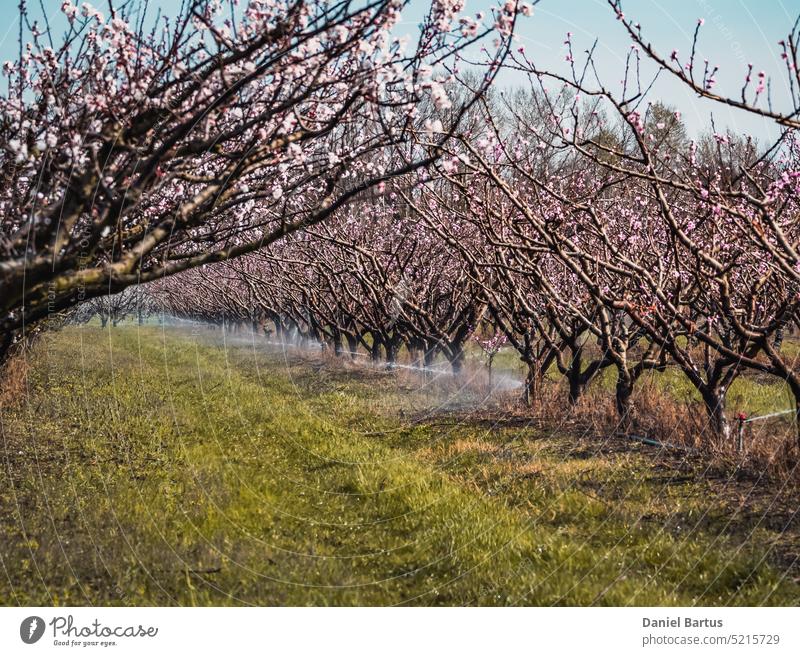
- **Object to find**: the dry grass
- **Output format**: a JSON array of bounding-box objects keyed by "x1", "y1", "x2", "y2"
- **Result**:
[
  {"x1": 480, "y1": 372, "x2": 800, "y2": 484},
  {"x1": 0, "y1": 346, "x2": 30, "y2": 408}
]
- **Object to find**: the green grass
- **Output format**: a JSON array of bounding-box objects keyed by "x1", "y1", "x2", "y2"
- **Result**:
[
  {"x1": 587, "y1": 361, "x2": 795, "y2": 419},
  {"x1": 472, "y1": 338, "x2": 796, "y2": 420},
  {"x1": 0, "y1": 326, "x2": 798, "y2": 606}
]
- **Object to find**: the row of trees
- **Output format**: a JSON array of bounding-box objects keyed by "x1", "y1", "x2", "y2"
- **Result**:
[
  {"x1": 4, "y1": 1, "x2": 800, "y2": 447},
  {"x1": 70, "y1": 285, "x2": 153, "y2": 327},
  {"x1": 0, "y1": 0, "x2": 521, "y2": 360},
  {"x1": 144, "y1": 3, "x2": 800, "y2": 446}
]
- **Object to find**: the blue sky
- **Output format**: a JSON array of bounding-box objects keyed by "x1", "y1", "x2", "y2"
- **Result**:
[
  {"x1": 494, "y1": 0, "x2": 800, "y2": 140},
  {"x1": 1, "y1": 1, "x2": 798, "y2": 139}
]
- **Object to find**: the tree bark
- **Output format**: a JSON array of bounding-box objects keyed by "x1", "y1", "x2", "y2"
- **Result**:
[
  {"x1": 385, "y1": 343, "x2": 398, "y2": 369},
  {"x1": 332, "y1": 331, "x2": 343, "y2": 357},
  {"x1": 614, "y1": 370, "x2": 635, "y2": 431},
  {"x1": 565, "y1": 348, "x2": 585, "y2": 406},
  {"x1": 567, "y1": 373, "x2": 587, "y2": 406},
  {"x1": 522, "y1": 360, "x2": 543, "y2": 407},
  {"x1": 701, "y1": 388, "x2": 731, "y2": 441},
  {"x1": 370, "y1": 338, "x2": 383, "y2": 364},
  {"x1": 345, "y1": 333, "x2": 359, "y2": 360},
  {"x1": 449, "y1": 345, "x2": 465, "y2": 376}
]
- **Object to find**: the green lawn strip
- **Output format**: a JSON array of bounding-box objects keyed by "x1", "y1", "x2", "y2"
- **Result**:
[{"x1": 0, "y1": 326, "x2": 796, "y2": 606}]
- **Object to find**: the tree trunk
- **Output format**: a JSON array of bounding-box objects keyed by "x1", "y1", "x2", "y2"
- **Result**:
[
  {"x1": 786, "y1": 377, "x2": 800, "y2": 448},
  {"x1": 385, "y1": 341, "x2": 398, "y2": 369},
  {"x1": 567, "y1": 369, "x2": 586, "y2": 406},
  {"x1": 407, "y1": 345, "x2": 420, "y2": 367},
  {"x1": 370, "y1": 339, "x2": 382, "y2": 364},
  {"x1": 565, "y1": 348, "x2": 586, "y2": 406},
  {"x1": 345, "y1": 334, "x2": 359, "y2": 360},
  {"x1": 615, "y1": 370, "x2": 635, "y2": 431},
  {"x1": 415, "y1": 347, "x2": 433, "y2": 380},
  {"x1": 701, "y1": 388, "x2": 730, "y2": 441},
  {"x1": 522, "y1": 359, "x2": 544, "y2": 407},
  {"x1": 796, "y1": 398, "x2": 800, "y2": 450},
  {"x1": 449, "y1": 345, "x2": 465, "y2": 376}
]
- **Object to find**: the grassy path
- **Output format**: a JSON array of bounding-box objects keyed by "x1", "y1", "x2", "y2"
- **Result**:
[{"x1": 0, "y1": 326, "x2": 798, "y2": 605}]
